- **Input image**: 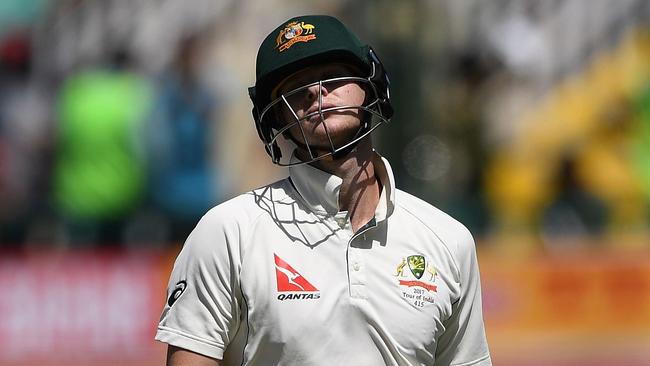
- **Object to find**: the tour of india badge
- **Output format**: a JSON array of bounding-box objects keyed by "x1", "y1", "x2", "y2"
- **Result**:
[{"x1": 395, "y1": 254, "x2": 438, "y2": 307}]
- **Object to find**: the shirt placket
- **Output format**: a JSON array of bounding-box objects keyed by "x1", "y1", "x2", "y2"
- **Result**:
[{"x1": 342, "y1": 216, "x2": 377, "y2": 300}]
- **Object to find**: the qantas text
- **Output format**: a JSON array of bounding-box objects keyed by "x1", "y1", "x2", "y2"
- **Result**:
[{"x1": 277, "y1": 293, "x2": 321, "y2": 301}]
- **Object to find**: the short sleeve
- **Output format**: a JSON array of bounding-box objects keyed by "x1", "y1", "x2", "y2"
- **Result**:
[
  {"x1": 155, "y1": 209, "x2": 243, "y2": 360},
  {"x1": 435, "y1": 227, "x2": 491, "y2": 366}
]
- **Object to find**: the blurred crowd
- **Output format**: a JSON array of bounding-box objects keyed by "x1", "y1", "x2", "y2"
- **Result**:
[
  {"x1": 0, "y1": 0, "x2": 649, "y2": 248},
  {"x1": 0, "y1": 0, "x2": 227, "y2": 246}
]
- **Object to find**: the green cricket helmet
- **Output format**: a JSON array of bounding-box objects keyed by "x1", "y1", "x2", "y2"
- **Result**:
[{"x1": 249, "y1": 15, "x2": 393, "y2": 166}]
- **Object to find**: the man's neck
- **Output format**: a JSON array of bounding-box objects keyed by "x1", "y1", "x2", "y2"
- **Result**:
[{"x1": 310, "y1": 140, "x2": 380, "y2": 232}]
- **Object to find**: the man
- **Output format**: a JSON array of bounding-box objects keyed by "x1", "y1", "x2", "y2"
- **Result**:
[{"x1": 155, "y1": 15, "x2": 491, "y2": 366}]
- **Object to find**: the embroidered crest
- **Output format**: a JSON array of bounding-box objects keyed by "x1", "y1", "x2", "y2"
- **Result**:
[
  {"x1": 395, "y1": 255, "x2": 438, "y2": 293},
  {"x1": 275, "y1": 21, "x2": 316, "y2": 52},
  {"x1": 394, "y1": 254, "x2": 438, "y2": 308}
]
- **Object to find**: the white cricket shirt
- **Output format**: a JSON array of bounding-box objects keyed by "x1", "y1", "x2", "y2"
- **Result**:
[{"x1": 156, "y1": 153, "x2": 491, "y2": 366}]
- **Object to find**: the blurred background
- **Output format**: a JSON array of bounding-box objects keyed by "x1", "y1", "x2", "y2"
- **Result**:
[{"x1": 1, "y1": 0, "x2": 649, "y2": 365}]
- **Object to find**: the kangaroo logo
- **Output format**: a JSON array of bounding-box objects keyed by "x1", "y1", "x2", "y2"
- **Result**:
[
  {"x1": 395, "y1": 258, "x2": 407, "y2": 277},
  {"x1": 274, "y1": 254, "x2": 318, "y2": 292}
]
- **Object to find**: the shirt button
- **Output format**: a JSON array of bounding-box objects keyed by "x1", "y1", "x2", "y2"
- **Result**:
[{"x1": 352, "y1": 263, "x2": 360, "y2": 271}]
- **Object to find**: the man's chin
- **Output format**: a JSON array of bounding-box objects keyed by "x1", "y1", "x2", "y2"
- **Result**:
[{"x1": 295, "y1": 139, "x2": 361, "y2": 160}]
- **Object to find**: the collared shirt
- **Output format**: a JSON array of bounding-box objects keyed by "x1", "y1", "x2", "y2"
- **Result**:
[{"x1": 155, "y1": 154, "x2": 491, "y2": 366}]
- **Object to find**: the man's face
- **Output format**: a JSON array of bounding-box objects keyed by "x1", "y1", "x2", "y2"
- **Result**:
[{"x1": 274, "y1": 63, "x2": 367, "y2": 154}]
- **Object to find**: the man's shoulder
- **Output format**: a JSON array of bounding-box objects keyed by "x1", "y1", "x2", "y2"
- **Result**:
[
  {"x1": 395, "y1": 190, "x2": 469, "y2": 233},
  {"x1": 394, "y1": 189, "x2": 474, "y2": 256}
]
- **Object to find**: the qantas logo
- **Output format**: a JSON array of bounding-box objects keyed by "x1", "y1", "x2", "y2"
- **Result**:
[{"x1": 274, "y1": 254, "x2": 320, "y2": 301}]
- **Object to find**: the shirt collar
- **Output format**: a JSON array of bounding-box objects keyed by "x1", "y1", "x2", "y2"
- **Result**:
[{"x1": 288, "y1": 151, "x2": 396, "y2": 221}]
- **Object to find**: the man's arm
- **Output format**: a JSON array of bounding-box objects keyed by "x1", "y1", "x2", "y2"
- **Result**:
[
  {"x1": 434, "y1": 226, "x2": 491, "y2": 365},
  {"x1": 156, "y1": 206, "x2": 245, "y2": 362},
  {"x1": 167, "y1": 345, "x2": 222, "y2": 366}
]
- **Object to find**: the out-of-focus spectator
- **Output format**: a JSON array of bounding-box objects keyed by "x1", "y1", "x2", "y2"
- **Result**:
[
  {"x1": 575, "y1": 95, "x2": 647, "y2": 235},
  {"x1": 540, "y1": 154, "x2": 608, "y2": 244},
  {"x1": 0, "y1": 30, "x2": 54, "y2": 245},
  {"x1": 52, "y1": 49, "x2": 152, "y2": 245},
  {"x1": 630, "y1": 84, "x2": 650, "y2": 201},
  {"x1": 433, "y1": 52, "x2": 497, "y2": 236},
  {"x1": 144, "y1": 33, "x2": 220, "y2": 241}
]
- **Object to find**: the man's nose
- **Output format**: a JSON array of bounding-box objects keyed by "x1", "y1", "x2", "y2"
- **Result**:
[{"x1": 306, "y1": 82, "x2": 329, "y2": 102}]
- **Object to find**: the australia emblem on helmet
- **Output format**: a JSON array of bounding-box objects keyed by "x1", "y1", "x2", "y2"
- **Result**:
[{"x1": 275, "y1": 21, "x2": 316, "y2": 52}]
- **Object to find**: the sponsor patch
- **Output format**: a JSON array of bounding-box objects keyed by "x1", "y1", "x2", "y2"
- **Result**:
[
  {"x1": 275, "y1": 254, "x2": 319, "y2": 292},
  {"x1": 274, "y1": 254, "x2": 321, "y2": 301}
]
